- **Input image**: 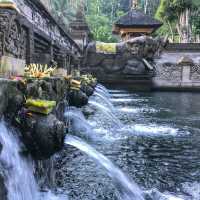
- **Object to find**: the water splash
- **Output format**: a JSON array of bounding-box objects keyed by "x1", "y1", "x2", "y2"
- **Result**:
[
  {"x1": 0, "y1": 121, "x2": 68, "y2": 200},
  {"x1": 145, "y1": 189, "x2": 184, "y2": 200},
  {"x1": 111, "y1": 98, "x2": 142, "y2": 103},
  {"x1": 182, "y1": 182, "x2": 200, "y2": 200},
  {"x1": 65, "y1": 135, "x2": 144, "y2": 200},
  {"x1": 95, "y1": 86, "x2": 110, "y2": 98},
  {"x1": 93, "y1": 91, "x2": 115, "y2": 111},
  {"x1": 132, "y1": 124, "x2": 179, "y2": 135},
  {"x1": 64, "y1": 107, "x2": 94, "y2": 140},
  {"x1": 118, "y1": 107, "x2": 157, "y2": 114},
  {"x1": 0, "y1": 121, "x2": 39, "y2": 200},
  {"x1": 88, "y1": 100, "x2": 122, "y2": 128}
]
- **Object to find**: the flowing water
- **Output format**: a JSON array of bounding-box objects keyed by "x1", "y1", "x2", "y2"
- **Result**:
[
  {"x1": 1, "y1": 84, "x2": 200, "y2": 200},
  {"x1": 0, "y1": 121, "x2": 39, "y2": 200},
  {"x1": 60, "y1": 86, "x2": 200, "y2": 200},
  {"x1": 0, "y1": 121, "x2": 67, "y2": 200},
  {"x1": 65, "y1": 135, "x2": 144, "y2": 200}
]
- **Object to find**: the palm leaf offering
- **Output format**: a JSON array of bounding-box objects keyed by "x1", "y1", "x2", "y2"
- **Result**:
[
  {"x1": 25, "y1": 99, "x2": 56, "y2": 115},
  {"x1": 24, "y1": 64, "x2": 56, "y2": 78},
  {"x1": 80, "y1": 74, "x2": 97, "y2": 85}
]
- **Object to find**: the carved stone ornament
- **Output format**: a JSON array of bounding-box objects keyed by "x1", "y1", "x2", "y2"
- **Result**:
[{"x1": 0, "y1": 9, "x2": 26, "y2": 59}]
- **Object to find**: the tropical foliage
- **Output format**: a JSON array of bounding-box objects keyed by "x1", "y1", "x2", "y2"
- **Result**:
[
  {"x1": 155, "y1": 0, "x2": 200, "y2": 42},
  {"x1": 48, "y1": 0, "x2": 200, "y2": 43},
  {"x1": 85, "y1": 0, "x2": 125, "y2": 42},
  {"x1": 50, "y1": 0, "x2": 82, "y2": 27}
]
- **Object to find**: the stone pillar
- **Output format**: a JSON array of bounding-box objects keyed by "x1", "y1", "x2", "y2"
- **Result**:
[{"x1": 182, "y1": 65, "x2": 191, "y2": 82}]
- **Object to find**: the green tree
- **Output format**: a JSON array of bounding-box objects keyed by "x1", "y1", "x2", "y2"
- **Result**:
[
  {"x1": 155, "y1": 0, "x2": 177, "y2": 42},
  {"x1": 50, "y1": 0, "x2": 81, "y2": 27},
  {"x1": 85, "y1": 0, "x2": 124, "y2": 42},
  {"x1": 156, "y1": 0, "x2": 199, "y2": 42}
]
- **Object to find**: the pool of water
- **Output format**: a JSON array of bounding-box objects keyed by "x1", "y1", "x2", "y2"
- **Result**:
[{"x1": 56, "y1": 88, "x2": 200, "y2": 200}]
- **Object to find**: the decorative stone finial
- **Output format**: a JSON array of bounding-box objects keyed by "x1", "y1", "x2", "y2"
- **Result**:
[
  {"x1": 177, "y1": 56, "x2": 194, "y2": 66},
  {"x1": 132, "y1": 0, "x2": 138, "y2": 9}
]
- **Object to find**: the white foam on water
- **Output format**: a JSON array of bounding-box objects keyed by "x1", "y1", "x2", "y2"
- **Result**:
[
  {"x1": 40, "y1": 191, "x2": 68, "y2": 200},
  {"x1": 108, "y1": 90, "x2": 127, "y2": 93},
  {"x1": 162, "y1": 194, "x2": 184, "y2": 200},
  {"x1": 111, "y1": 93, "x2": 138, "y2": 98},
  {"x1": 93, "y1": 127, "x2": 128, "y2": 141},
  {"x1": 111, "y1": 98, "x2": 146, "y2": 103},
  {"x1": 120, "y1": 124, "x2": 183, "y2": 137},
  {"x1": 118, "y1": 107, "x2": 158, "y2": 114},
  {"x1": 145, "y1": 189, "x2": 184, "y2": 200},
  {"x1": 182, "y1": 182, "x2": 200, "y2": 200}
]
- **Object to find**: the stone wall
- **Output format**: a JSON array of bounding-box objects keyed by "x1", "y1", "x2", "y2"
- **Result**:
[
  {"x1": 153, "y1": 52, "x2": 200, "y2": 91},
  {"x1": 0, "y1": 0, "x2": 81, "y2": 73}
]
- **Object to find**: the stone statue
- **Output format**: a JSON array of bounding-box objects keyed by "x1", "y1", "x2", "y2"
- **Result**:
[{"x1": 83, "y1": 36, "x2": 167, "y2": 77}]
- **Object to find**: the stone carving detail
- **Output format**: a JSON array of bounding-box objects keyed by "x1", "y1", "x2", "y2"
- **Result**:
[
  {"x1": 5, "y1": 18, "x2": 21, "y2": 57},
  {"x1": 0, "y1": 9, "x2": 26, "y2": 59},
  {"x1": 0, "y1": 0, "x2": 81, "y2": 66},
  {"x1": 191, "y1": 64, "x2": 200, "y2": 81},
  {"x1": 20, "y1": 27, "x2": 27, "y2": 60},
  {"x1": 0, "y1": 12, "x2": 10, "y2": 57},
  {"x1": 155, "y1": 63, "x2": 182, "y2": 81},
  {"x1": 17, "y1": 0, "x2": 71, "y2": 49},
  {"x1": 83, "y1": 36, "x2": 165, "y2": 78}
]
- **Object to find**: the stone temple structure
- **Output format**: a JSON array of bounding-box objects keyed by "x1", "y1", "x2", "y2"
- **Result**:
[
  {"x1": 113, "y1": 1, "x2": 162, "y2": 41},
  {"x1": 69, "y1": 2, "x2": 91, "y2": 50},
  {"x1": 83, "y1": 0, "x2": 164, "y2": 90}
]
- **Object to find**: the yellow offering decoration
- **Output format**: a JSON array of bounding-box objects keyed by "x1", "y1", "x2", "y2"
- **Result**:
[
  {"x1": 25, "y1": 99, "x2": 56, "y2": 115},
  {"x1": 70, "y1": 79, "x2": 81, "y2": 90},
  {"x1": 0, "y1": 0, "x2": 20, "y2": 12},
  {"x1": 24, "y1": 64, "x2": 56, "y2": 78},
  {"x1": 96, "y1": 42, "x2": 116, "y2": 54}
]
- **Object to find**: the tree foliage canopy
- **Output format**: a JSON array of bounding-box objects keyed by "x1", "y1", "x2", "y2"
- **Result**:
[
  {"x1": 85, "y1": 0, "x2": 125, "y2": 42},
  {"x1": 49, "y1": 0, "x2": 200, "y2": 43},
  {"x1": 155, "y1": 0, "x2": 200, "y2": 42}
]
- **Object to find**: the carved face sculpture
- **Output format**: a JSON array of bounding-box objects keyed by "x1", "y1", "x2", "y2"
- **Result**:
[
  {"x1": 126, "y1": 41, "x2": 140, "y2": 55},
  {"x1": 126, "y1": 38, "x2": 144, "y2": 57}
]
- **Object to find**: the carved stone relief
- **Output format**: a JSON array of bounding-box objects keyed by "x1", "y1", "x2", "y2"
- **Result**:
[
  {"x1": 0, "y1": 0, "x2": 81, "y2": 67},
  {"x1": 155, "y1": 63, "x2": 182, "y2": 81},
  {"x1": 0, "y1": 12, "x2": 10, "y2": 57},
  {"x1": 191, "y1": 64, "x2": 200, "y2": 81}
]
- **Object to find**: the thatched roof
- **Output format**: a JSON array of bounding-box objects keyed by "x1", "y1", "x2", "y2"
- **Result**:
[{"x1": 115, "y1": 9, "x2": 162, "y2": 28}]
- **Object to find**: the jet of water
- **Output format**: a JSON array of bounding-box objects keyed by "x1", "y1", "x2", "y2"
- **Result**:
[
  {"x1": 95, "y1": 86, "x2": 110, "y2": 98},
  {"x1": 0, "y1": 121, "x2": 67, "y2": 200},
  {"x1": 0, "y1": 121, "x2": 39, "y2": 200},
  {"x1": 65, "y1": 135, "x2": 144, "y2": 200},
  {"x1": 88, "y1": 100, "x2": 123, "y2": 128},
  {"x1": 93, "y1": 91, "x2": 115, "y2": 112}
]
